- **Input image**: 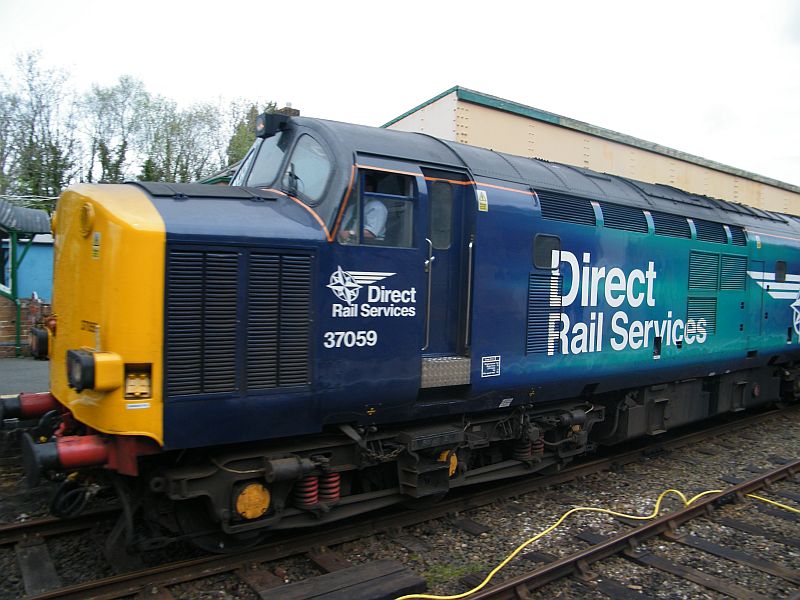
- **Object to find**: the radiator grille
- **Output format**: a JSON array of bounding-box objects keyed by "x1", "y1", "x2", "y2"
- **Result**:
[
  {"x1": 166, "y1": 247, "x2": 312, "y2": 398},
  {"x1": 694, "y1": 219, "x2": 728, "y2": 244},
  {"x1": 526, "y1": 273, "x2": 562, "y2": 355},
  {"x1": 651, "y1": 211, "x2": 691, "y2": 238},
  {"x1": 729, "y1": 225, "x2": 747, "y2": 246},
  {"x1": 538, "y1": 192, "x2": 596, "y2": 226},
  {"x1": 720, "y1": 255, "x2": 748, "y2": 290},
  {"x1": 246, "y1": 254, "x2": 280, "y2": 389},
  {"x1": 689, "y1": 251, "x2": 720, "y2": 290},
  {"x1": 598, "y1": 202, "x2": 648, "y2": 233},
  {"x1": 687, "y1": 297, "x2": 717, "y2": 334}
]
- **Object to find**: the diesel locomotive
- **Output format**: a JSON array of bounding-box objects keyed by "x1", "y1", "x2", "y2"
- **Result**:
[{"x1": 5, "y1": 113, "x2": 800, "y2": 551}]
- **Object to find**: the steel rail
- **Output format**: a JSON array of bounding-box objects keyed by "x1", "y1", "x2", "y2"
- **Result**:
[
  {"x1": 467, "y1": 458, "x2": 800, "y2": 599},
  {"x1": 0, "y1": 506, "x2": 120, "y2": 547}
]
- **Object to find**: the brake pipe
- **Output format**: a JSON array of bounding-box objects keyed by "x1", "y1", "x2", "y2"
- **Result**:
[{"x1": 0, "y1": 392, "x2": 58, "y2": 420}]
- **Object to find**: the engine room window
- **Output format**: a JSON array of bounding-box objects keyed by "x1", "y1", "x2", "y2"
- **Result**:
[
  {"x1": 533, "y1": 234, "x2": 561, "y2": 269},
  {"x1": 429, "y1": 182, "x2": 453, "y2": 250},
  {"x1": 243, "y1": 132, "x2": 288, "y2": 187},
  {"x1": 281, "y1": 135, "x2": 332, "y2": 204},
  {"x1": 338, "y1": 170, "x2": 414, "y2": 248},
  {"x1": 776, "y1": 260, "x2": 787, "y2": 283}
]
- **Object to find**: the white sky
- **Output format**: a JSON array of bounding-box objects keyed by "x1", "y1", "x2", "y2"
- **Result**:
[{"x1": 1, "y1": 0, "x2": 799, "y2": 186}]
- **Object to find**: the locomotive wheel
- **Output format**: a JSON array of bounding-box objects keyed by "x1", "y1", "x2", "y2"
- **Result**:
[{"x1": 174, "y1": 499, "x2": 264, "y2": 553}]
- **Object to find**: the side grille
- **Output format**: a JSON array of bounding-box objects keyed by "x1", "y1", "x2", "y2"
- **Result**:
[
  {"x1": 201, "y1": 253, "x2": 239, "y2": 392},
  {"x1": 720, "y1": 254, "x2": 748, "y2": 290},
  {"x1": 598, "y1": 202, "x2": 648, "y2": 233},
  {"x1": 687, "y1": 297, "x2": 717, "y2": 334},
  {"x1": 689, "y1": 251, "x2": 720, "y2": 290},
  {"x1": 247, "y1": 254, "x2": 280, "y2": 389},
  {"x1": 651, "y1": 211, "x2": 691, "y2": 239},
  {"x1": 729, "y1": 225, "x2": 747, "y2": 246},
  {"x1": 166, "y1": 251, "x2": 207, "y2": 396},
  {"x1": 166, "y1": 247, "x2": 312, "y2": 398},
  {"x1": 526, "y1": 273, "x2": 562, "y2": 355},
  {"x1": 246, "y1": 253, "x2": 312, "y2": 389},
  {"x1": 538, "y1": 192, "x2": 596, "y2": 226},
  {"x1": 694, "y1": 219, "x2": 728, "y2": 244}
]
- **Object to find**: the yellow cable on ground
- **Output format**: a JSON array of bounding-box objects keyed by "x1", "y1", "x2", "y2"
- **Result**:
[
  {"x1": 395, "y1": 486, "x2": 798, "y2": 600},
  {"x1": 746, "y1": 493, "x2": 800, "y2": 514}
]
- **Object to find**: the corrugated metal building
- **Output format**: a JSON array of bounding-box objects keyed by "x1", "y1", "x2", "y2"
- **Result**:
[{"x1": 384, "y1": 86, "x2": 800, "y2": 215}]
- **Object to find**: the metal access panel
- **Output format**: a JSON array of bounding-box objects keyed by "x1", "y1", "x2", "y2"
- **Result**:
[{"x1": 420, "y1": 356, "x2": 471, "y2": 388}]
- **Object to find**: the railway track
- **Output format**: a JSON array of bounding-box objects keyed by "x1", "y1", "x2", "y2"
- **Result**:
[
  {"x1": 456, "y1": 458, "x2": 800, "y2": 600},
  {"x1": 1, "y1": 405, "x2": 797, "y2": 599}
]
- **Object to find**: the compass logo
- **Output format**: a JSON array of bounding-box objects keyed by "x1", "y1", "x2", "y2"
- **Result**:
[
  {"x1": 326, "y1": 266, "x2": 395, "y2": 306},
  {"x1": 792, "y1": 291, "x2": 800, "y2": 336},
  {"x1": 747, "y1": 269, "x2": 800, "y2": 339}
]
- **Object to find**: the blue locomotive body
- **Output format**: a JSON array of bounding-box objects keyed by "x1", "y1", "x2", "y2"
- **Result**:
[
  {"x1": 145, "y1": 116, "x2": 800, "y2": 451},
  {"x1": 17, "y1": 114, "x2": 800, "y2": 546}
]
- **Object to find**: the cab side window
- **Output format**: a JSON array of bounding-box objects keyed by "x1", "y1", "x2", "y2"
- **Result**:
[{"x1": 339, "y1": 170, "x2": 414, "y2": 247}]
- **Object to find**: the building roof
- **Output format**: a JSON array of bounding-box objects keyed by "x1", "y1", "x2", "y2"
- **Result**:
[
  {"x1": 383, "y1": 86, "x2": 800, "y2": 195},
  {"x1": 0, "y1": 198, "x2": 51, "y2": 234}
]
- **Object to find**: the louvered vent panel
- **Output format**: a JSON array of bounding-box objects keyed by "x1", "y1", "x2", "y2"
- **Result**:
[
  {"x1": 247, "y1": 254, "x2": 280, "y2": 389},
  {"x1": 720, "y1": 255, "x2": 748, "y2": 290},
  {"x1": 538, "y1": 192, "x2": 596, "y2": 226},
  {"x1": 202, "y1": 253, "x2": 239, "y2": 392},
  {"x1": 166, "y1": 248, "x2": 312, "y2": 398},
  {"x1": 166, "y1": 251, "x2": 205, "y2": 396},
  {"x1": 687, "y1": 297, "x2": 717, "y2": 334},
  {"x1": 689, "y1": 251, "x2": 720, "y2": 290},
  {"x1": 278, "y1": 255, "x2": 312, "y2": 386},
  {"x1": 598, "y1": 202, "x2": 648, "y2": 233},
  {"x1": 729, "y1": 226, "x2": 747, "y2": 246},
  {"x1": 526, "y1": 274, "x2": 561, "y2": 355},
  {"x1": 166, "y1": 250, "x2": 238, "y2": 396},
  {"x1": 694, "y1": 219, "x2": 728, "y2": 244},
  {"x1": 651, "y1": 211, "x2": 691, "y2": 238}
]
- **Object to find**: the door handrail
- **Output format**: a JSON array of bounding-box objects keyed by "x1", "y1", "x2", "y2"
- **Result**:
[{"x1": 422, "y1": 237, "x2": 435, "y2": 351}]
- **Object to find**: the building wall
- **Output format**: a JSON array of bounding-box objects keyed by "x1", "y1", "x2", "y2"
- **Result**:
[
  {"x1": 0, "y1": 296, "x2": 49, "y2": 357},
  {"x1": 389, "y1": 91, "x2": 459, "y2": 141},
  {"x1": 1, "y1": 237, "x2": 53, "y2": 302},
  {"x1": 388, "y1": 93, "x2": 800, "y2": 215}
]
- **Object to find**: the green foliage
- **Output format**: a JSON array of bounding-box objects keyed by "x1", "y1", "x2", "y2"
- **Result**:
[
  {"x1": 226, "y1": 102, "x2": 276, "y2": 165},
  {"x1": 5, "y1": 53, "x2": 77, "y2": 197},
  {"x1": 1, "y1": 53, "x2": 278, "y2": 189}
]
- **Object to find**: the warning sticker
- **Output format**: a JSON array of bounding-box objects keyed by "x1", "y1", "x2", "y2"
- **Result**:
[
  {"x1": 477, "y1": 190, "x2": 488, "y2": 212},
  {"x1": 92, "y1": 232, "x2": 101, "y2": 259},
  {"x1": 481, "y1": 355, "x2": 501, "y2": 377}
]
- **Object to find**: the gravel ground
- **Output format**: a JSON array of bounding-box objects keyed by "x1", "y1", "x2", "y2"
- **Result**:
[{"x1": 334, "y1": 408, "x2": 800, "y2": 599}]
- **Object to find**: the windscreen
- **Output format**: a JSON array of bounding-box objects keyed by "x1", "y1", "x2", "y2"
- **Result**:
[{"x1": 238, "y1": 132, "x2": 290, "y2": 188}]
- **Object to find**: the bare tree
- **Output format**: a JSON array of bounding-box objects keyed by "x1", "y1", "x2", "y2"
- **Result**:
[
  {"x1": 7, "y1": 53, "x2": 78, "y2": 196},
  {"x1": 82, "y1": 76, "x2": 150, "y2": 182},
  {"x1": 138, "y1": 98, "x2": 224, "y2": 182},
  {"x1": 0, "y1": 84, "x2": 19, "y2": 193}
]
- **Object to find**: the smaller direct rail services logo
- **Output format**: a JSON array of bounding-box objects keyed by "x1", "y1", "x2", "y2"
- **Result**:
[
  {"x1": 327, "y1": 266, "x2": 395, "y2": 306},
  {"x1": 747, "y1": 268, "x2": 800, "y2": 336}
]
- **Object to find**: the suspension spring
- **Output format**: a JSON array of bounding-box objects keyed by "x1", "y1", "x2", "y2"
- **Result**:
[
  {"x1": 532, "y1": 437, "x2": 545, "y2": 455},
  {"x1": 294, "y1": 475, "x2": 319, "y2": 509},
  {"x1": 512, "y1": 439, "x2": 533, "y2": 461},
  {"x1": 318, "y1": 472, "x2": 341, "y2": 504}
]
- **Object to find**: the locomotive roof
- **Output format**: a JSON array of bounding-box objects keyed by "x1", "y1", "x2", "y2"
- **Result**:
[{"x1": 298, "y1": 117, "x2": 795, "y2": 233}]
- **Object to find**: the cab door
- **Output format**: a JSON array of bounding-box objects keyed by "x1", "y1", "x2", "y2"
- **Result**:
[{"x1": 420, "y1": 170, "x2": 473, "y2": 388}]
